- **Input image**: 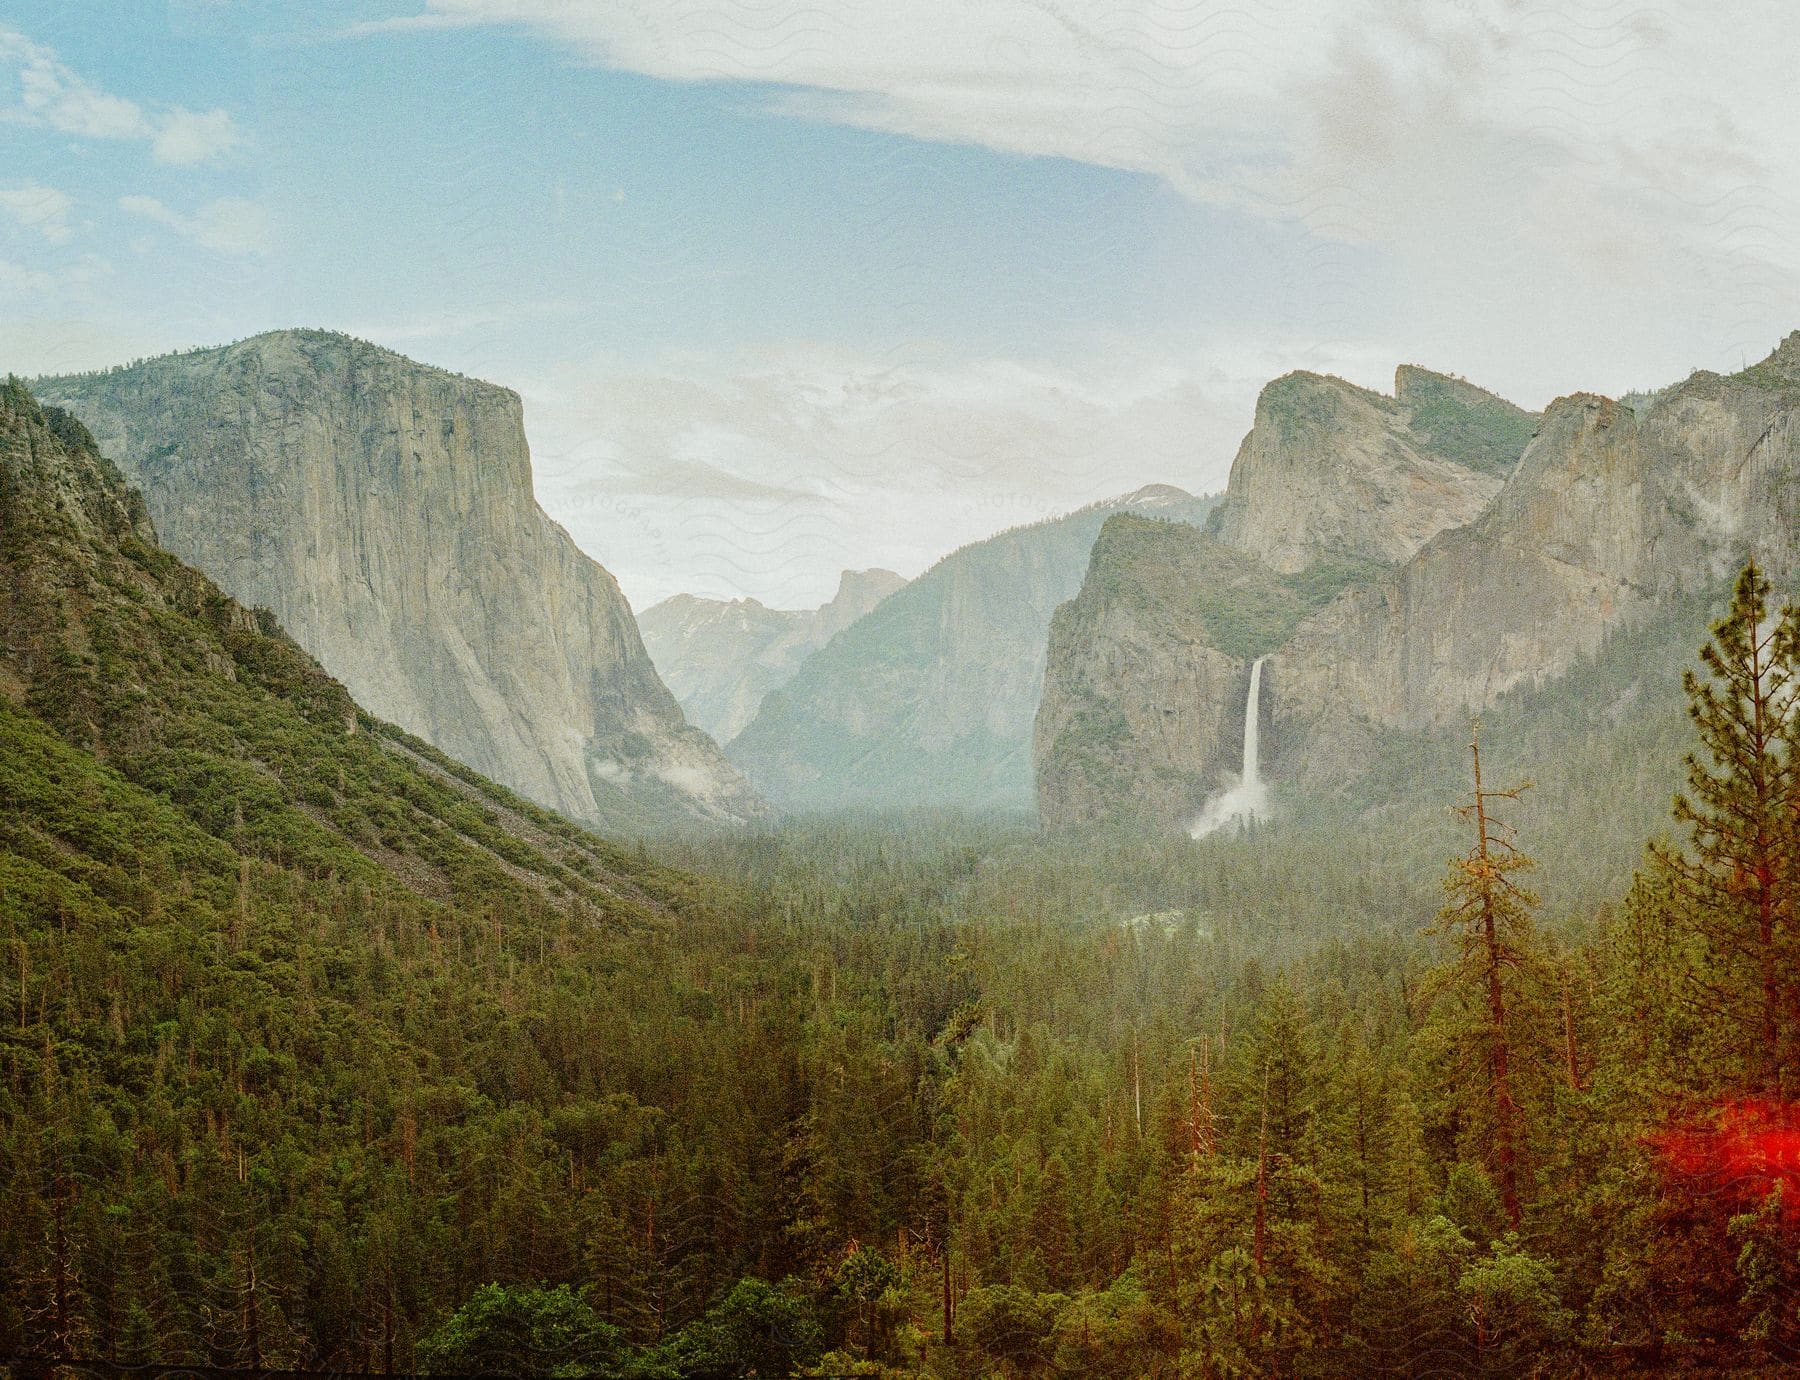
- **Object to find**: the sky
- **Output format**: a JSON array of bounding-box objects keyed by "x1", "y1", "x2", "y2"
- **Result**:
[{"x1": 3, "y1": 0, "x2": 1798, "y2": 609}]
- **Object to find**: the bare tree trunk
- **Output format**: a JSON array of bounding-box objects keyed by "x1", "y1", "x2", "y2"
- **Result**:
[{"x1": 942, "y1": 1240, "x2": 954, "y2": 1346}]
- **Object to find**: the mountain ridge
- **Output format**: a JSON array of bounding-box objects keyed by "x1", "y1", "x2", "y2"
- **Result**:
[
  {"x1": 34, "y1": 329, "x2": 764, "y2": 835},
  {"x1": 1035, "y1": 334, "x2": 1800, "y2": 828},
  {"x1": 728, "y1": 486, "x2": 1219, "y2": 811},
  {"x1": 638, "y1": 566, "x2": 905, "y2": 743}
]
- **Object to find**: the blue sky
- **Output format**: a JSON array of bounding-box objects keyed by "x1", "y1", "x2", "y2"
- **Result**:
[
  {"x1": 5, "y1": 1, "x2": 1303, "y2": 369},
  {"x1": 4, "y1": 1, "x2": 1797, "y2": 606}
]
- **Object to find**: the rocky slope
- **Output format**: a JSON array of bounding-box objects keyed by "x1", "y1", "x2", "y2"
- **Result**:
[
  {"x1": 36, "y1": 330, "x2": 763, "y2": 832},
  {"x1": 1036, "y1": 335, "x2": 1800, "y2": 828},
  {"x1": 728, "y1": 486, "x2": 1217, "y2": 811},
  {"x1": 638, "y1": 567, "x2": 904, "y2": 743},
  {"x1": 1208, "y1": 366, "x2": 1536, "y2": 573}
]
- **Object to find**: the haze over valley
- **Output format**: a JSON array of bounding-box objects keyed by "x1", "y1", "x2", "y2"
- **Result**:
[{"x1": 5, "y1": 4, "x2": 1800, "y2": 1376}]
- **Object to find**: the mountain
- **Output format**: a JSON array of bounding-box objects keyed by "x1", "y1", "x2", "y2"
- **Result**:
[
  {"x1": 1207, "y1": 365, "x2": 1537, "y2": 573},
  {"x1": 1273, "y1": 336, "x2": 1800, "y2": 777},
  {"x1": 1034, "y1": 336, "x2": 1800, "y2": 829},
  {"x1": 0, "y1": 373, "x2": 686, "y2": 917},
  {"x1": 0, "y1": 374, "x2": 819, "y2": 1365},
  {"x1": 638, "y1": 567, "x2": 904, "y2": 743},
  {"x1": 34, "y1": 330, "x2": 762, "y2": 834},
  {"x1": 726, "y1": 485, "x2": 1217, "y2": 811},
  {"x1": 1034, "y1": 515, "x2": 1370, "y2": 828}
]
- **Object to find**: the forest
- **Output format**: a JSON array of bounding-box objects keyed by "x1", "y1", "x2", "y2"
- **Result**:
[{"x1": 4, "y1": 372, "x2": 1800, "y2": 1376}]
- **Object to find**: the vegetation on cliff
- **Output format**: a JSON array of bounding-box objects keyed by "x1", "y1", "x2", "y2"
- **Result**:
[{"x1": 1394, "y1": 366, "x2": 1541, "y2": 477}]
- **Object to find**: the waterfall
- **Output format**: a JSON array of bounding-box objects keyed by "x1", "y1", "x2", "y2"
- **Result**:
[
  {"x1": 1241, "y1": 655, "x2": 1265, "y2": 785},
  {"x1": 1189, "y1": 655, "x2": 1271, "y2": 838}
]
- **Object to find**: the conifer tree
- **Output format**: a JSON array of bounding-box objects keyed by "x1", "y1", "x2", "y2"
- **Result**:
[
  {"x1": 1653, "y1": 559, "x2": 1799, "y2": 1095},
  {"x1": 1423, "y1": 724, "x2": 1542, "y2": 1230}
]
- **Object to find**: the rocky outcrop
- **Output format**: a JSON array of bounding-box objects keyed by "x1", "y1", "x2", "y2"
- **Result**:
[
  {"x1": 1034, "y1": 517, "x2": 1284, "y2": 829},
  {"x1": 638, "y1": 568, "x2": 905, "y2": 743},
  {"x1": 1209, "y1": 368, "x2": 1536, "y2": 574},
  {"x1": 1274, "y1": 339, "x2": 1800, "y2": 773},
  {"x1": 1034, "y1": 334, "x2": 1800, "y2": 827},
  {"x1": 37, "y1": 330, "x2": 764, "y2": 832},
  {"x1": 728, "y1": 486, "x2": 1217, "y2": 811}
]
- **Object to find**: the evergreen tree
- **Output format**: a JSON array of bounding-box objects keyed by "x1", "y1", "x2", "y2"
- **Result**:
[
  {"x1": 1420, "y1": 725, "x2": 1545, "y2": 1230},
  {"x1": 1652, "y1": 559, "x2": 1800, "y2": 1095}
]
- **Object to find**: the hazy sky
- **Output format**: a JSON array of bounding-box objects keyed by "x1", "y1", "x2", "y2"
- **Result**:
[{"x1": 4, "y1": 1, "x2": 1798, "y2": 608}]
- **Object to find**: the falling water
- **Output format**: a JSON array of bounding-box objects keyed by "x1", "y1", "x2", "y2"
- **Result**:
[{"x1": 1189, "y1": 655, "x2": 1271, "y2": 838}]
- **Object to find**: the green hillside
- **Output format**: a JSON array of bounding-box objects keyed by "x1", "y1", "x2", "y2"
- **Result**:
[
  {"x1": 1395, "y1": 366, "x2": 1542, "y2": 476},
  {"x1": 0, "y1": 379, "x2": 813, "y2": 1371},
  {"x1": 1078, "y1": 513, "x2": 1382, "y2": 661}
]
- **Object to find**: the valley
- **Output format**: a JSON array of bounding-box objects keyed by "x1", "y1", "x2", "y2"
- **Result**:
[
  {"x1": 7, "y1": 8, "x2": 1796, "y2": 1375},
  {"x1": 6, "y1": 326, "x2": 1799, "y2": 1374}
]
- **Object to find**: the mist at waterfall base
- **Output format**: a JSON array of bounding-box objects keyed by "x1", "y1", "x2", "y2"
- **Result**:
[{"x1": 1189, "y1": 657, "x2": 1273, "y2": 839}]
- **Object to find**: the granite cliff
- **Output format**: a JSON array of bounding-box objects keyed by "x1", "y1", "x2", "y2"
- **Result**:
[
  {"x1": 638, "y1": 568, "x2": 904, "y2": 744},
  {"x1": 1036, "y1": 336, "x2": 1800, "y2": 828},
  {"x1": 1272, "y1": 336, "x2": 1800, "y2": 779},
  {"x1": 1208, "y1": 366, "x2": 1535, "y2": 573},
  {"x1": 36, "y1": 330, "x2": 764, "y2": 832}
]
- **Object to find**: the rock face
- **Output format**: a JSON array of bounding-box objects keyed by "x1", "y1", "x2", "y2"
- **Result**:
[
  {"x1": 1209, "y1": 368, "x2": 1535, "y2": 573},
  {"x1": 1034, "y1": 335, "x2": 1800, "y2": 827},
  {"x1": 37, "y1": 330, "x2": 764, "y2": 832},
  {"x1": 1035, "y1": 517, "x2": 1284, "y2": 829},
  {"x1": 1274, "y1": 341, "x2": 1800, "y2": 775},
  {"x1": 728, "y1": 486, "x2": 1217, "y2": 811},
  {"x1": 1036, "y1": 363, "x2": 1537, "y2": 828},
  {"x1": 637, "y1": 568, "x2": 905, "y2": 743}
]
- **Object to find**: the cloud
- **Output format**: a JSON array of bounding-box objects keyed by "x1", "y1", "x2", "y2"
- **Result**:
[
  {"x1": 339, "y1": 12, "x2": 484, "y2": 38},
  {"x1": 0, "y1": 251, "x2": 111, "y2": 299},
  {"x1": 520, "y1": 334, "x2": 1385, "y2": 609},
  {"x1": 0, "y1": 184, "x2": 74, "y2": 244},
  {"x1": 352, "y1": 1, "x2": 1800, "y2": 355},
  {"x1": 0, "y1": 257, "x2": 58, "y2": 295},
  {"x1": 151, "y1": 106, "x2": 243, "y2": 164},
  {"x1": 0, "y1": 26, "x2": 242, "y2": 164},
  {"x1": 119, "y1": 194, "x2": 271, "y2": 255}
]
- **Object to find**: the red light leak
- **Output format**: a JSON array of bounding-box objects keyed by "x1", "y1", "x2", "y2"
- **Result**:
[{"x1": 1650, "y1": 1099, "x2": 1800, "y2": 1214}]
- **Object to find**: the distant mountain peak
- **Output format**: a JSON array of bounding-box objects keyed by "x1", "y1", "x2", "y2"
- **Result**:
[
  {"x1": 726, "y1": 487, "x2": 1219, "y2": 812},
  {"x1": 1111, "y1": 483, "x2": 1197, "y2": 508},
  {"x1": 833, "y1": 567, "x2": 905, "y2": 601},
  {"x1": 638, "y1": 567, "x2": 906, "y2": 745},
  {"x1": 1076, "y1": 483, "x2": 1202, "y2": 518}
]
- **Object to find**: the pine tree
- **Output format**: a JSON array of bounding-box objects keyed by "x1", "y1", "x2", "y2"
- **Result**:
[
  {"x1": 1652, "y1": 560, "x2": 1800, "y2": 1095},
  {"x1": 1422, "y1": 724, "x2": 1543, "y2": 1230}
]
